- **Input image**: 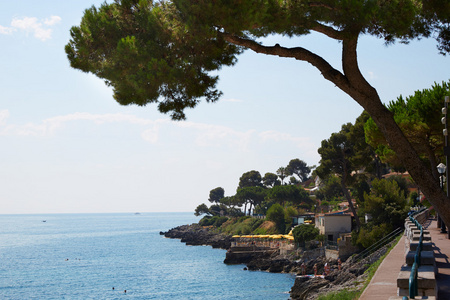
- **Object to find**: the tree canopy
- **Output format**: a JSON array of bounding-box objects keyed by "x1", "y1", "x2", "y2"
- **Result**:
[
  {"x1": 237, "y1": 170, "x2": 263, "y2": 190},
  {"x1": 286, "y1": 158, "x2": 311, "y2": 183},
  {"x1": 365, "y1": 81, "x2": 450, "y2": 180},
  {"x1": 67, "y1": 0, "x2": 450, "y2": 226},
  {"x1": 235, "y1": 186, "x2": 267, "y2": 215},
  {"x1": 266, "y1": 184, "x2": 311, "y2": 207},
  {"x1": 262, "y1": 172, "x2": 280, "y2": 188},
  {"x1": 292, "y1": 224, "x2": 320, "y2": 247},
  {"x1": 208, "y1": 187, "x2": 225, "y2": 203},
  {"x1": 316, "y1": 113, "x2": 375, "y2": 229}
]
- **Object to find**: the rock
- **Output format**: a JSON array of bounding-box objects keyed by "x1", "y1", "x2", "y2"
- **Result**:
[
  {"x1": 290, "y1": 276, "x2": 329, "y2": 300},
  {"x1": 163, "y1": 224, "x2": 232, "y2": 250},
  {"x1": 290, "y1": 236, "x2": 400, "y2": 299},
  {"x1": 224, "y1": 250, "x2": 269, "y2": 265}
]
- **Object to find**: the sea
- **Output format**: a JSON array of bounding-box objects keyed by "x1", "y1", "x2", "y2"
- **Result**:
[{"x1": 0, "y1": 213, "x2": 295, "y2": 299}]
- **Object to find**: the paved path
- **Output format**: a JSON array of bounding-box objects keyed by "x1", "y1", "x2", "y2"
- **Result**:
[
  {"x1": 359, "y1": 218, "x2": 450, "y2": 299},
  {"x1": 359, "y1": 235, "x2": 407, "y2": 300}
]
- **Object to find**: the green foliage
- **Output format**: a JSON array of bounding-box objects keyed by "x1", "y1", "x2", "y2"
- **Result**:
[
  {"x1": 353, "y1": 178, "x2": 409, "y2": 248},
  {"x1": 276, "y1": 167, "x2": 288, "y2": 185},
  {"x1": 320, "y1": 201, "x2": 330, "y2": 207},
  {"x1": 409, "y1": 191, "x2": 419, "y2": 206},
  {"x1": 315, "y1": 176, "x2": 343, "y2": 202},
  {"x1": 198, "y1": 215, "x2": 228, "y2": 227},
  {"x1": 352, "y1": 180, "x2": 371, "y2": 205},
  {"x1": 209, "y1": 187, "x2": 225, "y2": 203},
  {"x1": 266, "y1": 203, "x2": 286, "y2": 233},
  {"x1": 316, "y1": 112, "x2": 374, "y2": 188},
  {"x1": 363, "y1": 178, "x2": 409, "y2": 229},
  {"x1": 252, "y1": 227, "x2": 267, "y2": 235},
  {"x1": 365, "y1": 81, "x2": 450, "y2": 173},
  {"x1": 66, "y1": 0, "x2": 243, "y2": 120},
  {"x1": 292, "y1": 224, "x2": 320, "y2": 246},
  {"x1": 284, "y1": 206, "x2": 299, "y2": 229},
  {"x1": 266, "y1": 185, "x2": 311, "y2": 207},
  {"x1": 219, "y1": 216, "x2": 265, "y2": 235},
  {"x1": 262, "y1": 172, "x2": 280, "y2": 188},
  {"x1": 355, "y1": 223, "x2": 392, "y2": 248},
  {"x1": 385, "y1": 175, "x2": 409, "y2": 199},
  {"x1": 199, "y1": 216, "x2": 228, "y2": 227},
  {"x1": 237, "y1": 170, "x2": 262, "y2": 189},
  {"x1": 238, "y1": 216, "x2": 251, "y2": 223},
  {"x1": 317, "y1": 289, "x2": 359, "y2": 300},
  {"x1": 288, "y1": 176, "x2": 300, "y2": 185},
  {"x1": 194, "y1": 203, "x2": 210, "y2": 216},
  {"x1": 67, "y1": 0, "x2": 450, "y2": 228},
  {"x1": 251, "y1": 218, "x2": 264, "y2": 231},
  {"x1": 284, "y1": 206, "x2": 299, "y2": 219},
  {"x1": 235, "y1": 186, "x2": 267, "y2": 214},
  {"x1": 286, "y1": 158, "x2": 311, "y2": 183}
]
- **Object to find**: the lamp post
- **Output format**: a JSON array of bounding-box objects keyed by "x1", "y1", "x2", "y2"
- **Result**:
[{"x1": 437, "y1": 163, "x2": 447, "y2": 233}]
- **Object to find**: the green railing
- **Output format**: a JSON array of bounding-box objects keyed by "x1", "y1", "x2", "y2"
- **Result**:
[{"x1": 407, "y1": 208, "x2": 426, "y2": 299}]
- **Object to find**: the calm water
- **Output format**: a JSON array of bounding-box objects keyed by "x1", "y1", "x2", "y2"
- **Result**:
[{"x1": 0, "y1": 213, "x2": 294, "y2": 299}]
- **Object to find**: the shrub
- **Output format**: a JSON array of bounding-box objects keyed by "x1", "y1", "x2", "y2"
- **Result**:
[
  {"x1": 266, "y1": 203, "x2": 286, "y2": 233},
  {"x1": 253, "y1": 221, "x2": 277, "y2": 235},
  {"x1": 213, "y1": 216, "x2": 229, "y2": 227},
  {"x1": 238, "y1": 215, "x2": 251, "y2": 222},
  {"x1": 355, "y1": 223, "x2": 392, "y2": 248},
  {"x1": 292, "y1": 224, "x2": 320, "y2": 246},
  {"x1": 198, "y1": 216, "x2": 212, "y2": 226},
  {"x1": 317, "y1": 289, "x2": 359, "y2": 300},
  {"x1": 250, "y1": 218, "x2": 264, "y2": 231}
]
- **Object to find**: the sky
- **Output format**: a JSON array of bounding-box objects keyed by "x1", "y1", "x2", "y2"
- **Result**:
[{"x1": 1, "y1": 1, "x2": 448, "y2": 214}]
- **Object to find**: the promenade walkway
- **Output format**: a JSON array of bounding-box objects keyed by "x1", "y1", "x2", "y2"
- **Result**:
[
  {"x1": 359, "y1": 235, "x2": 407, "y2": 300},
  {"x1": 359, "y1": 218, "x2": 450, "y2": 299}
]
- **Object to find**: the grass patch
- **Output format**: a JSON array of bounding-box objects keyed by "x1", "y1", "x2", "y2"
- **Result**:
[{"x1": 317, "y1": 289, "x2": 359, "y2": 300}]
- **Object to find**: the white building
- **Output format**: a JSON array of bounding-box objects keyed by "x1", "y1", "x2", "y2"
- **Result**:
[{"x1": 315, "y1": 210, "x2": 352, "y2": 242}]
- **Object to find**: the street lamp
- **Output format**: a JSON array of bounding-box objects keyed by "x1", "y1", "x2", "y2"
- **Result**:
[
  {"x1": 437, "y1": 163, "x2": 447, "y2": 233},
  {"x1": 437, "y1": 163, "x2": 446, "y2": 180}
]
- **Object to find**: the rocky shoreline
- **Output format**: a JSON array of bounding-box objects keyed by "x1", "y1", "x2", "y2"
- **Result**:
[
  {"x1": 161, "y1": 223, "x2": 233, "y2": 249},
  {"x1": 161, "y1": 224, "x2": 397, "y2": 299}
]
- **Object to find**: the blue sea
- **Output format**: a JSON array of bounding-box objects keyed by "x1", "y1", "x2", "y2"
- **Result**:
[{"x1": 0, "y1": 213, "x2": 295, "y2": 299}]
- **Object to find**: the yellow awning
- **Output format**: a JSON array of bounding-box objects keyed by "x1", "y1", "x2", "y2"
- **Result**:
[{"x1": 269, "y1": 235, "x2": 283, "y2": 239}]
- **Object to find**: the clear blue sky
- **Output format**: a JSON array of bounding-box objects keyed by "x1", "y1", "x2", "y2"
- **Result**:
[{"x1": 1, "y1": 1, "x2": 448, "y2": 214}]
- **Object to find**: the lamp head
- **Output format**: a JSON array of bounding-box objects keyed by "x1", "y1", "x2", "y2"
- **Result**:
[{"x1": 437, "y1": 163, "x2": 447, "y2": 174}]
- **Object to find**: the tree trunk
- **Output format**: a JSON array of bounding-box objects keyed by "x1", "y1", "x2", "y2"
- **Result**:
[
  {"x1": 362, "y1": 99, "x2": 450, "y2": 226},
  {"x1": 425, "y1": 143, "x2": 440, "y2": 181},
  {"x1": 336, "y1": 37, "x2": 450, "y2": 228},
  {"x1": 223, "y1": 33, "x2": 450, "y2": 227},
  {"x1": 341, "y1": 180, "x2": 361, "y2": 231}
]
